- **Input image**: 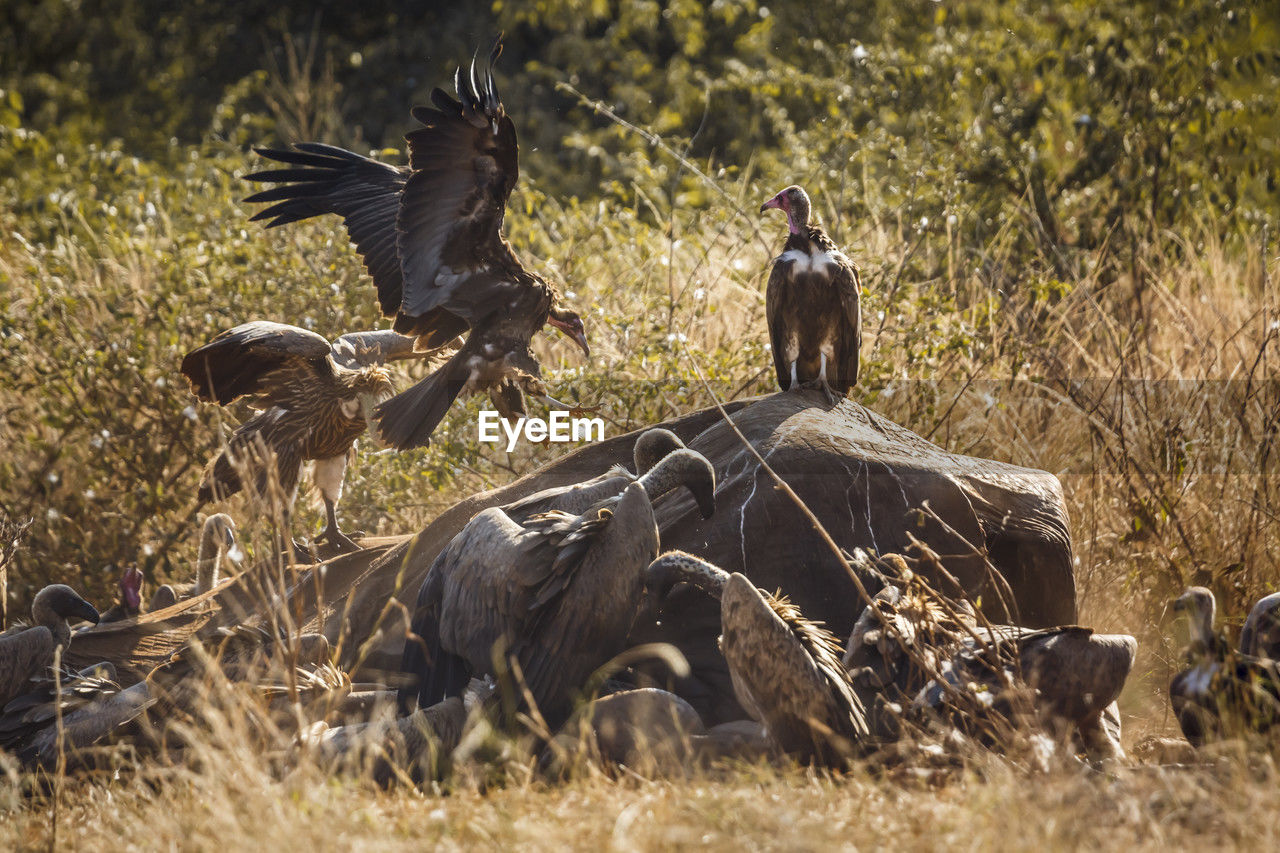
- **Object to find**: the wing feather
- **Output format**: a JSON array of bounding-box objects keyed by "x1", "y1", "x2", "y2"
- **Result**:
[{"x1": 180, "y1": 321, "x2": 331, "y2": 404}]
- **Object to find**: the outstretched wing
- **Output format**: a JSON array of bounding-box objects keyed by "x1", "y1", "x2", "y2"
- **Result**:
[
  {"x1": 244, "y1": 143, "x2": 409, "y2": 316},
  {"x1": 397, "y1": 39, "x2": 523, "y2": 320},
  {"x1": 180, "y1": 320, "x2": 332, "y2": 404}
]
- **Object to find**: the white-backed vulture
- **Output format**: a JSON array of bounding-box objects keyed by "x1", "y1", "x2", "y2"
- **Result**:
[
  {"x1": 645, "y1": 551, "x2": 870, "y2": 765},
  {"x1": 1170, "y1": 586, "x2": 1280, "y2": 746},
  {"x1": 244, "y1": 38, "x2": 589, "y2": 450},
  {"x1": 398, "y1": 466, "x2": 714, "y2": 728},
  {"x1": 150, "y1": 513, "x2": 243, "y2": 611},
  {"x1": 1240, "y1": 591, "x2": 1280, "y2": 661},
  {"x1": 0, "y1": 585, "x2": 100, "y2": 707},
  {"x1": 182, "y1": 321, "x2": 411, "y2": 551}
]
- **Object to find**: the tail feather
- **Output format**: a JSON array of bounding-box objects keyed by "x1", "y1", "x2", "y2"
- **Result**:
[{"x1": 375, "y1": 349, "x2": 472, "y2": 450}]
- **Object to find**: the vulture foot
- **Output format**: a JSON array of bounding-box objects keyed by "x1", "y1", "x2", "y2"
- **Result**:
[
  {"x1": 317, "y1": 526, "x2": 362, "y2": 555},
  {"x1": 800, "y1": 378, "x2": 841, "y2": 406}
]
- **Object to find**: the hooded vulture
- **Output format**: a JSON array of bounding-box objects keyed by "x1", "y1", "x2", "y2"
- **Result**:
[
  {"x1": 99, "y1": 566, "x2": 144, "y2": 623},
  {"x1": 1170, "y1": 586, "x2": 1280, "y2": 746},
  {"x1": 645, "y1": 551, "x2": 870, "y2": 765},
  {"x1": 0, "y1": 585, "x2": 100, "y2": 707},
  {"x1": 398, "y1": 463, "x2": 713, "y2": 728},
  {"x1": 244, "y1": 38, "x2": 590, "y2": 450},
  {"x1": 150, "y1": 513, "x2": 243, "y2": 611},
  {"x1": 761, "y1": 185, "x2": 862, "y2": 402},
  {"x1": 181, "y1": 320, "x2": 411, "y2": 552}
]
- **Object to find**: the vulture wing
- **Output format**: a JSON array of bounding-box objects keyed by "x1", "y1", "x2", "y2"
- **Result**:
[
  {"x1": 244, "y1": 143, "x2": 409, "y2": 316},
  {"x1": 1240, "y1": 592, "x2": 1280, "y2": 660},
  {"x1": 181, "y1": 320, "x2": 334, "y2": 405},
  {"x1": 764, "y1": 260, "x2": 792, "y2": 390},
  {"x1": 0, "y1": 627, "x2": 54, "y2": 707},
  {"x1": 397, "y1": 40, "x2": 523, "y2": 321},
  {"x1": 835, "y1": 257, "x2": 862, "y2": 388}
]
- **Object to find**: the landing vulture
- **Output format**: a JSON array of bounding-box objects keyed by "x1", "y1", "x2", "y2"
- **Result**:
[
  {"x1": 0, "y1": 585, "x2": 100, "y2": 707},
  {"x1": 646, "y1": 551, "x2": 869, "y2": 764},
  {"x1": 761, "y1": 185, "x2": 862, "y2": 400},
  {"x1": 398, "y1": 457, "x2": 714, "y2": 728},
  {"x1": 150, "y1": 513, "x2": 243, "y2": 611},
  {"x1": 1170, "y1": 586, "x2": 1280, "y2": 746},
  {"x1": 181, "y1": 320, "x2": 415, "y2": 551},
  {"x1": 244, "y1": 38, "x2": 590, "y2": 450}
]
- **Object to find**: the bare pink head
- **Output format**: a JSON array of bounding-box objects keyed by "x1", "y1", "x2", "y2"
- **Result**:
[
  {"x1": 760, "y1": 185, "x2": 813, "y2": 235},
  {"x1": 120, "y1": 566, "x2": 143, "y2": 612}
]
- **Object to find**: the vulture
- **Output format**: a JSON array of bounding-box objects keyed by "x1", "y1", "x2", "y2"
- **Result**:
[
  {"x1": 244, "y1": 38, "x2": 590, "y2": 450},
  {"x1": 0, "y1": 585, "x2": 100, "y2": 707},
  {"x1": 150, "y1": 513, "x2": 243, "y2": 611},
  {"x1": 398, "y1": 465, "x2": 713, "y2": 728},
  {"x1": 503, "y1": 441, "x2": 715, "y2": 524},
  {"x1": 1170, "y1": 586, "x2": 1280, "y2": 746},
  {"x1": 761, "y1": 185, "x2": 862, "y2": 402},
  {"x1": 1239, "y1": 592, "x2": 1280, "y2": 661},
  {"x1": 645, "y1": 551, "x2": 870, "y2": 765},
  {"x1": 99, "y1": 565, "x2": 144, "y2": 623},
  {"x1": 182, "y1": 320, "x2": 412, "y2": 551},
  {"x1": 844, "y1": 572, "x2": 1135, "y2": 760}
]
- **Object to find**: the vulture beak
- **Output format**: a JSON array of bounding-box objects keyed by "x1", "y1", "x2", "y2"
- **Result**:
[
  {"x1": 760, "y1": 194, "x2": 784, "y2": 214},
  {"x1": 548, "y1": 315, "x2": 591, "y2": 360},
  {"x1": 74, "y1": 599, "x2": 102, "y2": 626}
]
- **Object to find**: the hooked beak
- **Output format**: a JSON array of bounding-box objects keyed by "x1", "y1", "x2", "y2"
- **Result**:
[
  {"x1": 75, "y1": 599, "x2": 101, "y2": 625},
  {"x1": 760, "y1": 195, "x2": 784, "y2": 214},
  {"x1": 569, "y1": 329, "x2": 590, "y2": 360}
]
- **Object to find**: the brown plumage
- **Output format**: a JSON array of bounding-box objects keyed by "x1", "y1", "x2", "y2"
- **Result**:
[
  {"x1": 398, "y1": 478, "x2": 691, "y2": 728},
  {"x1": 182, "y1": 321, "x2": 399, "y2": 551},
  {"x1": 243, "y1": 38, "x2": 589, "y2": 450},
  {"x1": 1170, "y1": 586, "x2": 1280, "y2": 746},
  {"x1": 0, "y1": 585, "x2": 100, "y2": 707},
  {"x1": 761, "y1": 185, "x2": 862, "y2": 402},
  {"x1": 845, "y1": 570, "x2": 1134, "y2": 759},
  {"x1": 645, "y1": 551, "x2": 869, "y2": 765}
]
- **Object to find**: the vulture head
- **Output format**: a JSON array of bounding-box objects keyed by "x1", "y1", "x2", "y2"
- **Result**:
[
  {"x1": 31, "y1": 584, "x2": 100, "y2": 644},
  {"x1": 547, "y1": 303, "x2": 590, "y2": 359},
  {"x1": 119, "y1": 566, "x2": 143, "y2": 614},
  {"x1": 202, "y1": 513, "x2": 244, "y2": 567},
  {"x1": 636, "y1": 448, "x2": 717, "y2": 519},
  {"x1": 631, "y1": 428, "x2": 686, "y2": 475},
  {"x1": 760, "y1": 185, "x2": 813, "y2": 235},
  {"x1": 1173, "y1": 586, "x2": 1218, "y2": 649}
]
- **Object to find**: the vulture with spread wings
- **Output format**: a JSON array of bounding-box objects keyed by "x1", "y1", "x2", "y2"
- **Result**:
[
  {"x1": 244, "y1": 39, "x2": 590, "y2": 450},
  {"x1": 181, "y1": 320, "x2": 417, "y2": 551}
]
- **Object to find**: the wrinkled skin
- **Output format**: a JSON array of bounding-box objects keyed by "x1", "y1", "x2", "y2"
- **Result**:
[{"x1": 298, "y1": 390, "x2": 1075, "y2": 723}]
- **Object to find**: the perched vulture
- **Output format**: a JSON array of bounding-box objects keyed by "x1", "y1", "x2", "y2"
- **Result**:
[
  {"x1": 150, "y1": 513, "x2": 243, "y2": 611},
  {"x1": 1240, "y1": 592, "x2": 1280, "y2": 661},
  {"x1": 761, "y1": 185, "x2": 862, "y2": 401},
  {"x1": 645, "y1": 551, "x2": 869, "y2": 765},
  {"x1": 99, "y1": 566, "x2": 144, "y2": 623},
  {"x1": 1170, "y1": 586, "x2": 1280, "y2": 746},
  {"x1": 181, "y1": 320, "x2": 413, "y2": 551},
  {"x1": 244, "y1": 38, "x2": 590, "y2": 450},
  {"x1": 398, "y1": 468, "x2": 713, "y2": 728},
  {"x1": 0, "y1": 585, "x2": 100, "y2": 707},
  {"x1": 503, "y1": 441, "x2": 715, "y2": 524}
]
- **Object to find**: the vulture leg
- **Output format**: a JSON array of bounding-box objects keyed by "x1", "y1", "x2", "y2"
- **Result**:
[
  {"x1": 314, "y1": 454, "x2": 359, "y2": 553},
  {"x1": 788, "y1": 360, "x2": 798, "y2": 391},
  {"x1": 806, "y1": 351, "x2": 839, "y2": 405}
]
